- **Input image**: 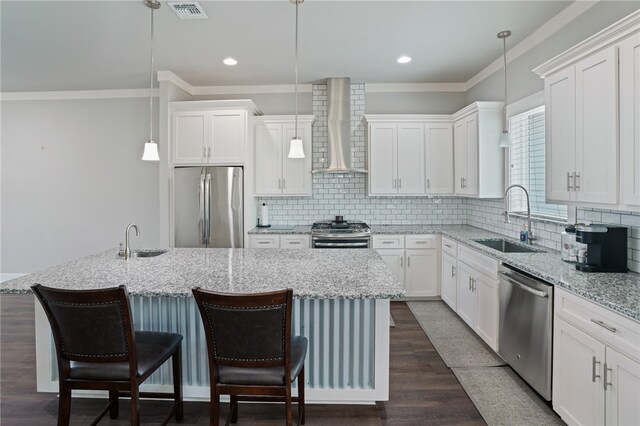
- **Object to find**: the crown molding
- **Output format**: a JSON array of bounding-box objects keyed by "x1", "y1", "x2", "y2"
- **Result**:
[
  {"x1": 254, "y1": 115, "x2": 315, "y2": 123},
  {"x1": 365, "y1": 83, "x2": 466, "y2": 93},
  {"x1": 464, "y1": 0, "x2": 599, "y2": 90},
  {"x1": 0, "y1": 88, "x2": 156, "y2": 101},
  {"x1": 156, "y1": 70, "x2": 194, "y2": 94},
  {"x1": 533, "y1": 9, "x2": 640, "y2": 78},
  {"x1": 192, "y1": 84, "x2": 312, "y2": 95},
  {"x1": 452, "y1": 101, "x2": 503, "y2": 120},
  {"x1": 364, "y1": 114, "x2": 453, "y2": 123}
]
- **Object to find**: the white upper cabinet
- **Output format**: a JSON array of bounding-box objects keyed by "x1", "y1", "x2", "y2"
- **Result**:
[
  {"x1": 452, "y1": 102, "x2": 504, "y2": 198},
  {"x1": 170, "y1": 100, "x2": 258, "y2": 166},
  {"x1": 534, "y1": 13, "x2": 640, "y2": 211},
  {"x1": 366, "y1": 116, "x2": 455, "y2": 196},
  {"x1": 620, "y1": 33, "x2": 640, "y2": 208},
  {"x1": 425, "y1": 123, "x2": 454, "y2": 194},
  {"x1": 253, "y1": 116, "x2": 313, "y2": 196}
]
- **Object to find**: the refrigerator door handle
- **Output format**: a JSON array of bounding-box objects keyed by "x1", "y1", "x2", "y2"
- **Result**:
[
  {"x1": 204, "y1": 173, "x2": 212, "y2": 245},
  {"x1": 199, "y1": 173, "x2": 207, "y2": 245}
]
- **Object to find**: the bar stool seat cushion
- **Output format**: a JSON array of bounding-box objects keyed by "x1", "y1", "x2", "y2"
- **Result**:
[
  {"x1": 218, "y1": 336, "x2": 307, "y2": 386},
  {"x1": 69, "y1": 331, "x2": 182, "y2": 381}
]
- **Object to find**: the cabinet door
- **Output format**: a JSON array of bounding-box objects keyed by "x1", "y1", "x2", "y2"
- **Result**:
[
  {"x1": 620, "y1": 34, "x2": 640, "y2": 208},
  {"x1": 254, "y1": 123, "x2": 283, "y2": 195},
  {"x1": 605, "y1": 347, "x2": 640, "y2": 426},
  {"x1": 474, "y1": 273, "x2": 499, "y2": 351},
  {"x1": 210, "y1": 111, "x2": 246, "y2": 164},
  {"x1": 425, "y1": 123, "x2": 454, "y2": 194},
  {"x1": 575, "y1": 46, "x2": 618, "y2": 204},
  {"x1": 280, "y1": 235, "x2": 310, "y2": 249},
  {"x1": 456, "y1": 262, "x2": 475, "y2": 328},
  {"x1": 283, "y1": 123, "x2": 312, "y2": 195},
  {"x1": 553, "y1": 318, "x2": 605, "y2": 426},
  {"x1": 405, "y1": 249, "x2": 439, "y2": 297},
  {"x1": 369, "y1": 124, "x2": 397, "y2": 195},
  {"x1": 453, "y1": 119, "x2": 467, "y2": 194},
  {"x1": 441, "y1": 252, "x2": 457, "y2": 310},
  {"x1": 464, "y1": 114, "x2": 479, "y2": 196},
  {"x1": 545, "y1": 67, "x2": 576, "y2": 203},
  {"x1": 377, "y1": 249, "x2": 405, "y2": 290},
  {"x1": 173, "y1": 111, "x2": 208, "y2": 164},
  {"x1": 396, "y1": 124, "x2": 425, "y2": 194}
]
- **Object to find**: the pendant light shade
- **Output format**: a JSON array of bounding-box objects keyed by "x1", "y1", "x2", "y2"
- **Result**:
[
  {"x1": 142, "y1": 0, "x2": 161, "y2": 161},
  {"x1": 288, "y1": 0, "x2": 305, "y2": 159},
  {"x1": 142, "y1": 140, "x2": 160, "y2": 161},
  {"x1": 498, "y1": 30, "x2": 512, "y2": 149},
  {"x1": 288, "y1": 138, "x2": 305, "y2": 158}
]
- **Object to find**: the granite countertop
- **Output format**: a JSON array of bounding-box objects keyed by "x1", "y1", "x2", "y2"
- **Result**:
[
  {"x1": 0, "y1": 248, "x2": 403, "y2": 300},
  {"x1": 248, "y1": 225, "x2": 312, "y2": 234},
  {"x1": 372, "y1": 224, "x2": 640, "y2": 322}
]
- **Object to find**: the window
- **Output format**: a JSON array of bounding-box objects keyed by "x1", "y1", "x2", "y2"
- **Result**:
[{"x1": 508, "y1": 106, "x2": 567, "y2": 219}]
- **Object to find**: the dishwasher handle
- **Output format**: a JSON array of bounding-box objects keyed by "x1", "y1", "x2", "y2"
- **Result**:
[{"x1": 499, "y1": 271, "x2": 549, "y2": 298}]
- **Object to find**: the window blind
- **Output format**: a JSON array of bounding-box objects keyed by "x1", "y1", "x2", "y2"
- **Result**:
[{"x1": 508, "y1": 106, "x2": 567, "y2": 219}]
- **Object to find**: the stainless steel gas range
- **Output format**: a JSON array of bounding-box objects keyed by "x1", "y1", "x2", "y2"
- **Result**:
[{"x1": 311, "y1": 218, "x2": 371, "y2": 249}]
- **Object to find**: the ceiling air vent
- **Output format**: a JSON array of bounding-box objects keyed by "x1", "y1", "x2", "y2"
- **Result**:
[{"x1": 168, "y1": 2, "x2": 208, "y2": 19}]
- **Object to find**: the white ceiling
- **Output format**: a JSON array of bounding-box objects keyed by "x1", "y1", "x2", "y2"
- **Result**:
[{"x1": 1, "y1": 1, "x2": 573, "y2": 92}]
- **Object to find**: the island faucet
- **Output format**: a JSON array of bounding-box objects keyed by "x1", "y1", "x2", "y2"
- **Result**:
[
  {"x1": 124, "y1": 223, "x2": 140, "y2": 260},
  {"x1": 503, "y1": 184, "x2": 536, "y2": 244}
]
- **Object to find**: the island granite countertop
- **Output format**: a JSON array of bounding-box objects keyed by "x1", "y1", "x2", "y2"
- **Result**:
[{"x1": 0, "y1": 248, "x2": 404, "y2": 300}]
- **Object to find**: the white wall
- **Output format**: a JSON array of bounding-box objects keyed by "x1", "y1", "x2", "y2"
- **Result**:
[
  {"x1": 366, "y1": 91, "x2": 467, "y2": 114},
  {"x1": 1, "y1": 97, "x2": 160, "y2": 274}
]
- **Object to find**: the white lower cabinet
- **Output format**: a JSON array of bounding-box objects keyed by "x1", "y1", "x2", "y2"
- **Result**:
[
  {"x1": 455, "y1": 246, "x2": 499, "y2": 351},
  {"x1": 249, "y1": 234, "x2": 310, "y2": 249},
  {"x1": 441, "y1": 252, "x2": 457, "y2": 310},
  {"x1": 374, "y1": 235, "x2": 439, "y2": 298},
  {"x1": 553, "y1": 288, "x2": 640, "y2": 426}
]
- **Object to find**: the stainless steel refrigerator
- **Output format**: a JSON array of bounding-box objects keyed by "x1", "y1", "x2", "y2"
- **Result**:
[{"x1": 174, "y1": 166, "x2": 244, "y2": 248}]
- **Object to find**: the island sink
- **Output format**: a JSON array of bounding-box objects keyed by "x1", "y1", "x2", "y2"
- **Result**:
[
  {"x1": 473, "y1": 239, "x2": 543, "y2": 253},
  {"x1": 118, "y1": 249, "x2": 167, "y2": 258}
]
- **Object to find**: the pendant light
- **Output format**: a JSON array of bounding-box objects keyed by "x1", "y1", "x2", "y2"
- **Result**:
[
  {"x1": 142, "y1": 0, "x2": 161, "y2": 161},
  {"x1": 288, "y1": 0, "x2": 305, "y2": 159},
  {"x1": 498, "y1": 30, "x2": 512, "y2": 149}
]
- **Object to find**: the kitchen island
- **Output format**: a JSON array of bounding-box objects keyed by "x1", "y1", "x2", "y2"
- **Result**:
[{"x1": 1, "y1": 248, "x2": 403, "y2": 404}]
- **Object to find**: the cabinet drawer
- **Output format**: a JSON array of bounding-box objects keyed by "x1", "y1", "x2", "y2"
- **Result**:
[
  {"x1": 281, "y1": 235, "x2": 310, "y2": 249},
  {"x1": 373, "y1": 235, "x2": 405, "y2": 249},
  {"x1": 555, "y1": 288, "x2": 640, "y2": 362},
  {"x1": 249, "y1": 235, "x2": 280, "y2": 248},
  {"x1": 441, "y1": 236, "x2": 458, "y2": 257},
  {"x1": 406, "y1": 234, "x2": 438, "y2": 249},
  {"x1": 458, "y1": 245, "x2": 498, "y2": 279}
]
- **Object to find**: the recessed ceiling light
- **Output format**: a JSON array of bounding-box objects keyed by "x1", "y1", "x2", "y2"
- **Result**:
[
  {"x1": 397, "y1": 56, "x2": 412, "y2": 64},
  {"x1": 223, "y1": 58, "x2": 238, "y2": 66}
]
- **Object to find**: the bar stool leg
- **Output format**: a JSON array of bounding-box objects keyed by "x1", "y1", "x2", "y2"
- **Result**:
[
  {"x1": 130, "y1": 385, "x2": 140, "y2": 426},
  {"x1": 230, "y1": 394, "x2": 238, "y2": 423},
  {"x1": 57, "y1": 386, "x2": 71, "y2": 426},
  {"x1": 298, "y1": 367, "x2": 305, "y2": 425},
  {"x1": 285, "y1": 388, "x2": 293, "y2": 426},
  {"x1": 109, "y1": 390, "x2": 119, "y2": 419},
  {"x1": 173, "y1": 346, "x2": 184, "y2": 421},
  {"x1": 211, "y1": 387, "x2": 220, "y2": 426}
]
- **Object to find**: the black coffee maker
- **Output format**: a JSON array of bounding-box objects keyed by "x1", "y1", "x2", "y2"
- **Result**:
[{"x1": 575, "y1": 225, "x2": 628, "y2": 272}]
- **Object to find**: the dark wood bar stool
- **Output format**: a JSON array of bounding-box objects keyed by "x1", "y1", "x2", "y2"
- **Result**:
[
  {"x1": 31, "y1": 284, "x2": 184, "y2": 426},
  {"x1": 192, "y1": 288, "x2": 307, "y2": 426}
]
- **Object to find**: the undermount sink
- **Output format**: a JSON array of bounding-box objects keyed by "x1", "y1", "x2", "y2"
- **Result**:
[
  {"x1": 119, "y1": 249, "x2": 167, "y2": 258},
  {"x1": 472, "y1": 239, "x2": 543, "y2": 254}
]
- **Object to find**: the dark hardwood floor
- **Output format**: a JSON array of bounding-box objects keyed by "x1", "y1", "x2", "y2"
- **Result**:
[{"x1": 1, "y1": 295, "x2": 484, "y2": 425}]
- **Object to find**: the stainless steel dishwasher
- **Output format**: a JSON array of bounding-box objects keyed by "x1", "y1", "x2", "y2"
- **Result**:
[{"x1": 498, "y1": 264, "x2": 554, "y2": 401}]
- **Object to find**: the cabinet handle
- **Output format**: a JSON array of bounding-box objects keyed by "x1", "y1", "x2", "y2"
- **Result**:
[
  {"x1": 472, "y1": 277, "x2": 476, "y2": 292},
  {"x1": 590, "y1": 319, "x2": 617, "y2": 333},
  {"x1": 207, "y1": 146, "x2": 211, "y2": 158},
  {"x1": 415, "y1": 240, "x2": 428, "y2": 244},
  {"x1": 382, "y1": 241, "x2": 394, "y2": 244},
  {"x1": 444, "y1": 243, "x2": 453, "y2": 248},
  {"x1": 398, "y1": 178, "x2": 402, "y2": 189},
  {"x1": 462, "y1": 177, "x2": 466, "y2": 188},
  {"x1": 203, "y1": 146, "x2": 207, "y2": 158},
  {"x1": 604, "y1": 363, "x2": 612, "y2": 391},
  {"x1": 283, "y1": 179, "x2": 286, "y2": 189},
  {"x1": 400, "y1": 256, "x2": 403, "y2": 267},
  {"x1": 592, "y1": 356, "x2": 601, "y2": 383},
  {"x1": 407, "y1": 256, "x2": 411, "y2": 267},
  {"x1": 451, "y1": 265, "x2": 456, "y2": 277},
  {"x1": 258, "y1": 241, "x2": 271, "y2": 245},
  {"x1": 567, "y1": 172, "x2": 574, "y2": 191},
  {"x1": 278, "y1": 179, "x2": 281, "y2": 189},
  {"x1": 468, "y1": 277, "x2": 472, "y2": 290},
  {"x1": 426, "y1": 178, "x2": 430, "y2": 189},
  {"x1": 460, "y1": 178, "x2": 463, "y2": 188},
  {"x1": 574, "y1": 172, "x2": 580, "y2": 191},
  {"x1": 288, "y1": 241, "x2": 301, "y2": 245}
]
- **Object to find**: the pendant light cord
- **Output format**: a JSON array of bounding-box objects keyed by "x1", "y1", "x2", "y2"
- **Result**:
[
  {"x1": 294, "y1": 0, "x2": 299, "y2": 139},
  {"x1": 502, "y1": 36, "x2": 508, "y2": 133},
  {"x1": 149, "y1": 5, "x2": 155, "y2": 143}
]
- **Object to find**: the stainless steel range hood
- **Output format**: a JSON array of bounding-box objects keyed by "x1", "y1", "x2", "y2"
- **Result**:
[{"x1": 313, "y1": 78, "x2": 368, "y2": 174}]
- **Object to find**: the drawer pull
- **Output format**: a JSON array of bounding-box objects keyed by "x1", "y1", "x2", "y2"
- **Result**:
[
  {"x1": 287, "y1": 241, "x2": 301, "y2": 245},
  {"x1": 604, "y1": 363, "x2": 612, "y2": 391},
  {"x1": 592, "y1": 356, "x2": 601, "y2": 383},
  {"x1": 444, "y1": 243, "x2": 453, "y2": 248},
  {"x1": 591, "y1": 319, "x2": 617, "y2": 333},
  {"x1": 382, "y1": 241, "x2": 394, "y2": 244},
  {"x1": 414, "y1": 241, "x2": 429, "y2": 244},
  {"x1": 258, "y1": 241, "x2": 271, "y2": 245}
]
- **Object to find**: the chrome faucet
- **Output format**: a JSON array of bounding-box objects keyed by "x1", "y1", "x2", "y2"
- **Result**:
[
  {"x1": 504, "y1": 184, "x2": 536, "y2": 244},
  {"x1": 124, "y1": 223, "x2": 140, "y2": 260}
]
